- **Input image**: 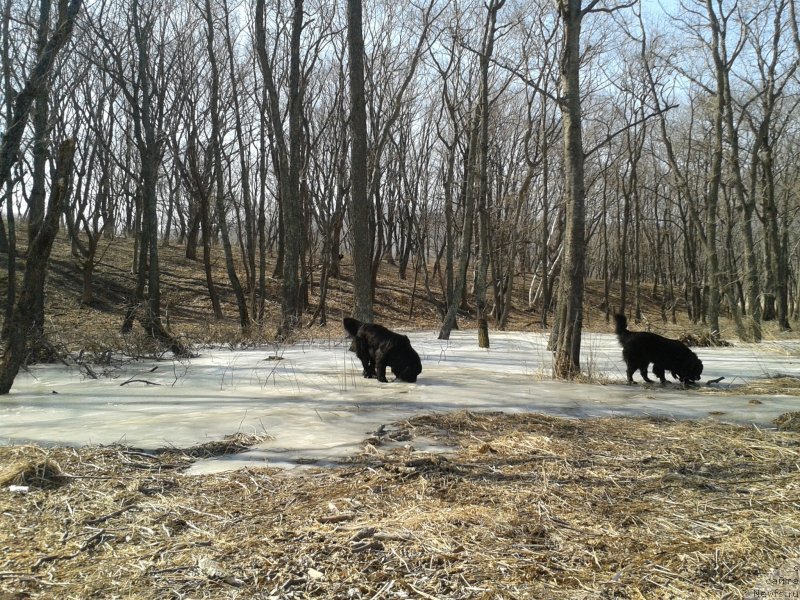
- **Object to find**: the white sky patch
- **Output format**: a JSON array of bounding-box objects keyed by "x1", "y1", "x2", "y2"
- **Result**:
[{"x1": 2, "y1": 331, "x2": 798, "y2": 473}]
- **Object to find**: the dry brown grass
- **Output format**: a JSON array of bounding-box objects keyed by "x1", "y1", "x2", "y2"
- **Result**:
[
  {"x1": 695, "y1": 375, "x2": 800, "y2": 397},
  {"x1": 1, "y1": 412, "x2": 798, "y2": 599}
]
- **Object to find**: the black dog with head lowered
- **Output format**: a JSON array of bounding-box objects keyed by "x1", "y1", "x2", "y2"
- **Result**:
[
  {"x1": 614, "y1": 314, "x2": 703, "y2": 385},
  {"x1": 343, "y1": 317, "x2": 422, "y2": 383}
]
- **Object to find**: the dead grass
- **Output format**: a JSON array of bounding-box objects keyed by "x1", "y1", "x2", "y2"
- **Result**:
[
  {"x1": 0, "y1": 456, "x2": 65, "y2": 489},
  {"x1": 1, "y1": 412, "x2": 798, "y2": 599},
  {"x1": 695, "y1": 375, "x2": 800, "y2": 397},
  {"x1": 774, "y1": 412, "x2": 800, "y2": 433}
]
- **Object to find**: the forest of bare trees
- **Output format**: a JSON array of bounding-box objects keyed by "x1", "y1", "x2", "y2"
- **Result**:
[{"x1": 2, "y1": 0, "x2": 799, "y2": 385}]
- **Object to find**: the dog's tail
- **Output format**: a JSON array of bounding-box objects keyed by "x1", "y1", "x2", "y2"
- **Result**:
[
  {"x1": 343, "y1": 317, "x2": 362, "y2": 338},
  {"x1": 613, "y1": 313, "x2": 633, "y2": 345}
]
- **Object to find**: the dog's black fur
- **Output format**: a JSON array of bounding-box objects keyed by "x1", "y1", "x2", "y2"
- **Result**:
[
  {"x1": 614, "y1": 314, "x2": 703, "y2": 385},
  {"x1": 343, "y1": 317, "x2": 422, "y2": 383}
]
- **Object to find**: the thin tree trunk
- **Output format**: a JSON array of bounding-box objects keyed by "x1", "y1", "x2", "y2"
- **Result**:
[
  {"x1": 255, "y1": 0, "x2": 304, "y2": 334},
  {"x1": 1, "y1": 0, "x2": 15, "y2": 338},
  {"x1": 439, "y1": 106, "x2": 481, "y2": 340},
  {"x1": 222, "y1": 0, "x2": 257, "y2": 319},
  {"x1": 27, "y1": 0, "x2": 52, "y2": 343},
  {"x1": 203, "y1": 0, "x2": 250, "y2": 330},
  {"x1": 347, "y1": 0, "x2": 373, "y2": 323},
  {"x1": 473, "y1": 0, "x2": 504, "y2": 349}
]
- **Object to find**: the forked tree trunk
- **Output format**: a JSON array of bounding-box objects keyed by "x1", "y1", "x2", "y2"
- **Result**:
[
  {"x1": 255, "y1": 0, "x2": 304, "y2": 335},
  {"x1": 203, "y1": 0, "x2": 250, "y2": 331},
  {"x1": 0, "y1": 139, "x2": 75, "y2": 394}
]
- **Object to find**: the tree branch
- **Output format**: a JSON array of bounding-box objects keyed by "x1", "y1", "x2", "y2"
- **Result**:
[{"x1": 584, "y1": 103, "x2": 678, "y2": 158}]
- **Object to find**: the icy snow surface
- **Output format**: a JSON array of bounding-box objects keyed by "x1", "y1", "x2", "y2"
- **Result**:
[{"x1": 1, "y1": 331, "x2": 798, "y2": 474}]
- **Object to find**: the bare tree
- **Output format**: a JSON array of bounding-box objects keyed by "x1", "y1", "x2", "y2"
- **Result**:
[
  {"x1": 549, "y1": 0, "x2": 589, "y2": 378},
  {"x1": 1, "y1": 0, "x2": 80, "y2": 329},
  {"x1": 0, "y1": 0, "x2": 81, "y2": 346},
  {"x1": 742, "y1": 0, "x2": 797, "y2": 331},
  {"x1": 0, "y1": 139, "x2": 76, "y2": 394},
  {"x1": 255, "y1": 0, "x2": 305, "y2": 335},
  {"x1": 89, "y1": 0, "x2": 189, "y2": 355},
  {"x1": 347, "y1": 0, "x2": 372, "y2": 323},
  {"x1": 202, "y1": 0, "x2": 250, "y2": 330},
  {"x1": 549, "y1": 0, "x2": 635, "y2": 378}
]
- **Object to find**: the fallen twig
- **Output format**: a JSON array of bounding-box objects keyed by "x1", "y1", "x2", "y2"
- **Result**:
[{"x1": 120, "y1": 379, "x2": 161, "y2": 386}]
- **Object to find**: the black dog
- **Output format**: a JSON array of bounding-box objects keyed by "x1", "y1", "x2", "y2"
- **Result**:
[
  {"x1": 614, "y1": 314, "x2": 703, "y2": 385},
  {"x1": 343, "y1": 317, "x2": 422, "y2": 383}
]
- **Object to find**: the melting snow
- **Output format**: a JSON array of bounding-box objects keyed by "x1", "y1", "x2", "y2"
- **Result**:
[{"x1": 1, "y1": 330, "x2": 798, "y2": 473}]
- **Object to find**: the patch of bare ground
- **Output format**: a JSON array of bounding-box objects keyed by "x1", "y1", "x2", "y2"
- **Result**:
[{"x1": 1, "y1": 412, "x2": 798, "y2": 599}]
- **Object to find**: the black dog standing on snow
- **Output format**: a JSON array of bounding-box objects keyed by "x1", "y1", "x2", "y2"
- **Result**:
[
  {"x1": 614, "y1": 314, "x2": 703, "y2": 386},
  {"x1": 343, "y1": 317, "x2": 422, "y2": 383}
]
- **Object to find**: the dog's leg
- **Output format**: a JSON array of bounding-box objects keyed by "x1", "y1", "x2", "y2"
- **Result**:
[
  {"x1": 623, "y1": 350, "x2": 637, "y2": 384},
  {"x1": 355, "y1": 338, "x2": 375, "y2": 378},
  {"x1": 373, "y1": 349, "x2": 389, "y2": 383},
  {"x1": 639, "y1": 365, "x2": 653, "y2": 383},
  {"x1": 625, "y1": 363, "x2": 636, "y2": 384},
  {"x1": 376, "y1": 366, "x2": 388, "y2": 383},
  {"x1": 652, "y1": 364, "x2": 668, "y2": 385},
  {"x1": 375, "y1": 346, "x2": 391, "y2": 383}
]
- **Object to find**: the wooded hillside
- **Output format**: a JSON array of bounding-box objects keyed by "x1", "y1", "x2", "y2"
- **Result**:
[{"x1": 2, "y1": 0, "x2": 798, "y2": 366}]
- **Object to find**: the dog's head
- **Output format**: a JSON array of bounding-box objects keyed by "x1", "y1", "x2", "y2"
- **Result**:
[
  {"x1": 679, "y1": 354, "x2": 703, "y2": 384},
  {"x1": 391, "y1": 337, "x2": 422, "y2": 383}
]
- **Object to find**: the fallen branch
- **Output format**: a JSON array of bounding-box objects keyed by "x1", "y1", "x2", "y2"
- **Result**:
[
  {"x1": 85, "y1": 505, "x2": 136, "y2": 525},
  {"x1": 120, "y1": 379, "x2": 161, "y2": 386}
]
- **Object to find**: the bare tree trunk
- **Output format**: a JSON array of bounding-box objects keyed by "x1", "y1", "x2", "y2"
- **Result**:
[
  {"x1": 255, "y1": 0, "x2": 304, "y2": 335},
  {"x1": 185, "y1": 203, "x2": 200, "y2": 259},
  {"x1": 221, "y1": 0, "x2": 257, "y2": 319},
  {"x1": 1, "y1": 0, "x2": 80, "y2": 343},
  {"x1": 257, "y1": 91, "x2": 269, "y2": 320},
  {"x1": 200, "y1": 183, "x2": 223, "y2": 319},
  {"x1": 472, "y1": 0, "x2": 503, "y2": 347},
  {"x1": 639, "y1": 8, "x2": 719, "y2": 337},
  {"x1": 498, "y1": 97, "x2": 540, "y2": 330},
  {"x1": 0, "y1": 0, "x2": 81, "y2": 193},
  {"x1": 538, "y1": 115, "x2": 554, "y2": 328},
  {"x1": 27, "y1": 0, "x2": 53, "y2": 344},
  {"x1": 439, "y1": 105, "x2": 481, "y2": 340},
  {"x1": 347, "y1": 0, "x2": 373, "y2": 323},
  {"x1": 618, "y1": 169, "x2": 630, "y2": 314},
  {"x1": 63, "y1": 135, "x2": 107, "y2": 307},
  {"x1": 203, "y1": 0, "x2": 250, "y2": 331},
  {"x1": 551, "y1": 0, "x2": 587, "y2": 379},
  {"x1": 703, "y1": 0, "x2": 748, "y2": 340},
  {"x1": 115, "y1": 0, "x2": 189, "y2": 357},
  {"x1": 0, "y1": 139, "x2": 75, "y2": 394},
  {"x1": 443, "y1": 132, "x2": 456, "y2": 317},
  {"x1": 1, "y1": 0, "x2": 15, "y2": 337}
]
